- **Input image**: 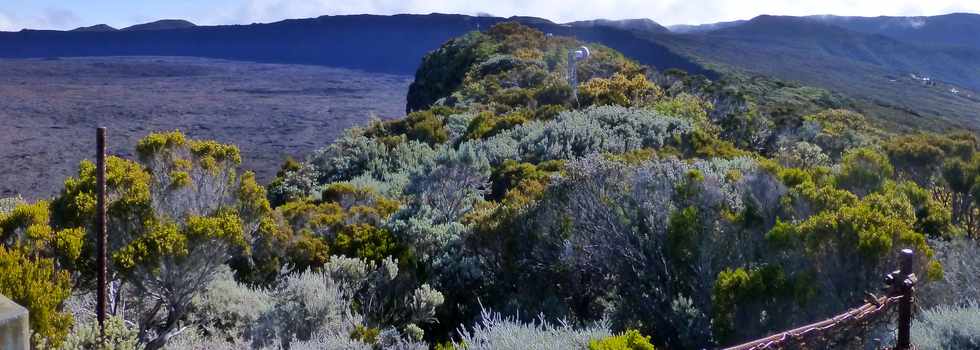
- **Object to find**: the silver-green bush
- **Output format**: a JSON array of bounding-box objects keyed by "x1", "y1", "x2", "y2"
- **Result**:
[
  {"x1": 473, "y1": 105, "x2": 693, "y2": 164},
  {"x1": 912, "y1": 303, "x2": 980, "y2": 350},
  {"x1": 453, "y1": 309, "x2": 611, "y2": 350}
]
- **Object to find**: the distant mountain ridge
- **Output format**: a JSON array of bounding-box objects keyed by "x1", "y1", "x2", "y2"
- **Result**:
[
  {"x1": 671, "y1": 13, "x2": 980, "y2": 52},
  {"x1": 0, "y1": 13, "x2": 712, "y2": 77},
  {"x1": 71, "y1": 24, "x2": 117, "y2": 32},
  {"x1": 60, "y1": 20, "x2": 196, "y2": 33},
  {"x1": 668, "y1": 14, "x2": 980, "y2": 91},
  {"x1": 667, "y1": 20, "x2": 746, "y2": 33},
  {"x1": 122, "y1": 19, "x2": 196, "y2": 31},
  {"x1": 568, "y1": 18, "x2": 669, "y2": 33},
  {"x1": 707, "y1": 15, "x2": 856, "y2": 39}
]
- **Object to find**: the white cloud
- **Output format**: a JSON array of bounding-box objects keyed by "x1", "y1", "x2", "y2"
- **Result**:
[
  {"x1": 0, "y1": 7, "x2": 82, "y2": 31},
  {"x1": 40, "y1": 8, "x2": 81, "y2": 28},
  {"x1": 214, "y1": 0, "x2": 980, "y2": 26},
  {"x1": 0, "y1": 11, "x2": 20, "y2": 31}
]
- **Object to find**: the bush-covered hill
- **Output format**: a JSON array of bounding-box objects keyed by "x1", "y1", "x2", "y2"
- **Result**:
[{"x1": 3, "y1": 22, "x2": 980, "y2": 350}]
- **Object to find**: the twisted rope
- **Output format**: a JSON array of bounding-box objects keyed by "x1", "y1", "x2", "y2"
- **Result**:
[{"x1": 723, "y1": 295, "x2": 903, "y2": 350}]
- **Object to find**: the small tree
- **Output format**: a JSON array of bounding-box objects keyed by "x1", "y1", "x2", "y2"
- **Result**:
[{"x1": 52, "y1": 131, "x2": 271, "y2": 350}]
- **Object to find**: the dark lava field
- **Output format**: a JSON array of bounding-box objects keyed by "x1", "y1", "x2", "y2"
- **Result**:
[{"x1": 0, "y1": 56, "x2": 411, "y2": 199}]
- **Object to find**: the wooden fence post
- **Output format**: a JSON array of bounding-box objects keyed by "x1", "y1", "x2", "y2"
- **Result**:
[
  {"x1": 96, "y1": 127, "x2": 108, "y2": 344},
  {"x1": 895, "y1": 248, "x2": 915, "y2": 350}
]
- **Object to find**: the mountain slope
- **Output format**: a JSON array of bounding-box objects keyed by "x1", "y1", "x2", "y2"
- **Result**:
[
  {"x1": 808, "y1": 13, "x2": 980, "y2": 50},
  {"x1": 705, "y1": 15, "x2": 980, "y2": 90},
  {"x1": 650, "y1": 15, "x2": 980, "y2": 131}
]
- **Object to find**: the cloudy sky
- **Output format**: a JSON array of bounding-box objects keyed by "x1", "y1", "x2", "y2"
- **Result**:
[{"x1": 1, "y1": 0, "x2": 978, "y2": 31}]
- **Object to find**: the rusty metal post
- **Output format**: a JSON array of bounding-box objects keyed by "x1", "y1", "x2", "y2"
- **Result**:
[
  {"x1": 96, "y1": 127, "x2": 107, "y2": 343},
  {"x1": 895, "y1": 248, "x2": 915, "y2": 350},
  {"x1": 568, "y1": 49, "x2": 578, "y2": 101}
]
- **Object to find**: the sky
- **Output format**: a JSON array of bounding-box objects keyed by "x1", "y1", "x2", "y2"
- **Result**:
[{"x1": 1, "y1": 0, "x2": 978, "y2": 31}]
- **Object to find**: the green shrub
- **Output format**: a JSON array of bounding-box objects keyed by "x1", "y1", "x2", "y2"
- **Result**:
[
  {"x1": 666, "y1": 206, "x2": 700, "y2": 264},
  {"x1": 489, "y1": 160, "x2": 555, "y2": 201},
  {"x1": 334, "y1": 223, "x2": 399, "y2": 263},
  {"x1": 688, "y1": 128, "x2": 747, "y2": 159},
  {"x1": 465, "y1": 110, "x2": 531, "y2": 140},
  {"x1": 588, "y1": 330, "x2": 656, "y2": 350},
  {"x1": 533, "y1": 82, "x2": 572, "y2": 106},
  {"x1": 711, "y1": 265, "x2": 812, "y2": 343},
  {"x1": 404, "y1": 110, "x2": 450, "y2": 145},
  {"x1": 653, "y1": 93, "x2": 716, "y2": 134},
  {"x1": 835, "y1": 147, "x2": 894, "y2": 197}
]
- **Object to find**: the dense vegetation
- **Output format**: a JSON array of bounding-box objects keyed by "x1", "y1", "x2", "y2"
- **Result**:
[{"x1": 2, "y1": 23, "x2": 979, "y2": 349}]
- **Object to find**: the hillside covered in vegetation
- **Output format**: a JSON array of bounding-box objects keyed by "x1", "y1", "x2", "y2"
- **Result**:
[{"x1": 2, "y1": 23, "x2": 979, "y2": 350}]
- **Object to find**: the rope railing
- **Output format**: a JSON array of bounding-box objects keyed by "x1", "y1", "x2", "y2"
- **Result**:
[
  {"x1": 722, "y1": 249, "x2": 918, "y2": 350},
  {"x1": 723, "y1": 295, "x2": 901, "y2": 350}
]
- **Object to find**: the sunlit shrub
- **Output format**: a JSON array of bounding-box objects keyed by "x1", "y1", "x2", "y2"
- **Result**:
[
  {"x1": 653, "y1": 93, "x2": 715, "y2": 134},
  {"x1": 465, "y1": 110, "x2": 531, "y2": 140},
  {"x1": 588, "y1": 329, "x2": 656, "y2": 350},
  {"x1": 578, "y1": 73, "x2": 663, "y2": 107}
]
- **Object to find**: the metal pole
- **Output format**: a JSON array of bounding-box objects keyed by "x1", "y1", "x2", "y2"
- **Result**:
[
  {"x1": 96, "y1": 127, "x2": 107, "y2": 343},
  {"x1": 895, "y1": 248, "x2": 915, "y2": 350},
  {"x1": 568, "y1": 49, "x2": 577, "y2": 101}
]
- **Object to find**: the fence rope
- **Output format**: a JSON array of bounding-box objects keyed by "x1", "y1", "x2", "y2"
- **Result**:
[{"x1": 723, "y1": 295, "x2": 903, "y2": 350}]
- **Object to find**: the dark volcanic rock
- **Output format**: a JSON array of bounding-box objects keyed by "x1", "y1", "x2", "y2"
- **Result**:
[{"x1": 0, "y1": 57, "x2": 411, "y2": 200}]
